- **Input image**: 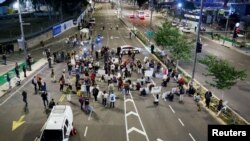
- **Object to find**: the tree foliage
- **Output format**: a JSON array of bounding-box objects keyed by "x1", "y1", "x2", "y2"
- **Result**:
[
  {"x1": 154, "y1": 21, "x2": 193, "y2": 61},
  {"x1": 136, "y1": 0, "x2": 147, "y2": 7},
  {"x1": 154, "y1": 22, "x2": 181, "y2": 47},
  {"x1": 199, "y1": 55, "x2": 247, "y2": 90}
]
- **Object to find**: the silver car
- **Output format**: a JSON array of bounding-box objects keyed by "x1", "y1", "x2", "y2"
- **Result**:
[{"x1": 120, "y1": 45, "x2": 141, "y2": 55}]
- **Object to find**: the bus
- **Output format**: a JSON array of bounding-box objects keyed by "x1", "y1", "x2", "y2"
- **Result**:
[{"x1": 136, "y1": 10, "x2": 145, "y2": 20}]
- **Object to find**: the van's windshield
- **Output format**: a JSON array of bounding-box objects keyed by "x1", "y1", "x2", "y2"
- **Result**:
[{"x1": 41, "y1": 130, "x2": 63, "y2": 141}]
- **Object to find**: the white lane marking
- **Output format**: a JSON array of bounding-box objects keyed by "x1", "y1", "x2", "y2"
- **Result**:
[
  {"x1": 239, "y1": 63, "x2": 243, "y2": 66},
  {"x1": 189, "y1": 133, "x2": 196, "y2": 141},
  {"x1": 178, "y1": 118, "x2": 185, "y2": 127},
  {"x1": 0, "y1": 64, "x2": 47, "y2": 106},
  {"x1": 156, "y1": 138, "x2": 164, "y2": 141},
  {"x1": 169, "y1": 105, "x2": 175, "y2": 114},
  {"x1": 127, "y1": 127, "x2": 146, "y2": 135},
  {"x1": 88, "y1": 110, "x2": 92, "y2": 120},
  {"x1": 126, "y1": 111, "x2": 138, "y2": 117},
  {"x1": 125, "y1": 98, "x2": 133, "y2": 103},
  {"x1": 246, "y1": 81, "x2": 250, "y2": 84},
  {"x1": 128, "y1": 92, "x2": 149, "y2": 141},
  {"x1": 84, "y1": 126, "x2": 88, "y2": 137},
  {"x1": 124, "y1": 94, "x2": 129, "y2": 141}
]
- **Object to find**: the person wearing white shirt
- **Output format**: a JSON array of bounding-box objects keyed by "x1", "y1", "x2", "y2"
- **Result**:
[
  {"x1": 111, "y1": 63, "x2": 115, "y2": 74},
  {"x1": 102, "y1": 91, "x2": 109, "y2": 106}
]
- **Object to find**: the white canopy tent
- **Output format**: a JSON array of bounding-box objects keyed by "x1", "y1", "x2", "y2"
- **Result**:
[{"x1": 80, "y1": 28, "x2": 90, "y2": 39}]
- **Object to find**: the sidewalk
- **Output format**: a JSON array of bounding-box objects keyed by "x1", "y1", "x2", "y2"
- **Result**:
[{"x1": 0, "y1": 58, "x2": 47, "y2": 97}]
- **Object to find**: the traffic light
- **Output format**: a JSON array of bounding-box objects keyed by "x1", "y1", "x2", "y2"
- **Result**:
[{"x1": 196, "y1": 42, "x2": 202, "y2": 53}]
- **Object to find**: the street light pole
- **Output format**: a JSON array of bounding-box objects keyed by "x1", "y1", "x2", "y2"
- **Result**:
[
  {"x1": 133, "y1": 0, "x2": 136, "y2": 30},
  {"x1": 191, "y1": 0, "x2": 204, "y2": 85},
  {"x1": 222, "y1": 16, "x2": 229, "y2": 45},
  {"x1": 17, "y1": 0, "x2": 28, "y2": 59},
  {"x1": 149, "y1": 0, "x2": 154, "y2": 43}
]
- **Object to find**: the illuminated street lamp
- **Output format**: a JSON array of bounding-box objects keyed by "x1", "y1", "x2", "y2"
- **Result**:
[{"x1": 177, "y1": 3, "x2": 182, "y2": 8}]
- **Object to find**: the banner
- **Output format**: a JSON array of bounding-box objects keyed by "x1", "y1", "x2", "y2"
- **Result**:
[
  {"x1": 151, "y1": 86, "x2": 162, "y2": 94},
  {"x1": 145, "y1": 70, "x2": 154, "y2": 77},
  {"x1": 53, "y1": 20, "x2": 74, "y2": 37},
  {"x1": 98, "y1": 69, "x2": 105, "y2": 75}
]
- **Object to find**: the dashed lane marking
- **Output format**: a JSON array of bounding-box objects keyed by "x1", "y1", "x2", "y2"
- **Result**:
[
  {"x1": 178, "y1": 118, "x2": 185, "y2": 127},
  {"x1": 189, "y1": 133, "x2": 196, "y2": 141},
  {"x1": 169, "y1": 105, "x2": 175, "y2": 114},
  {"x1": 84, "y1": 126, "x2": 88, "y2": 137}
]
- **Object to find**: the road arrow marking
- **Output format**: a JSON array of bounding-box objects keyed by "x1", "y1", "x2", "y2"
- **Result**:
[
  {"x1": 127, "y1": 127, "x2": 146, "y2": 136},
  {"x1": 125, "y1": 98, "x2": 133, "y2": 103},
  {"x1": 12, "y1": 115, "x2": 25, "y2": 131},
  {"x1": 156, "y1": 138, "x2": 164, "y2": 141},
  {"x1": 126, "y1": 111, "x2": 138, "y2": 117}
]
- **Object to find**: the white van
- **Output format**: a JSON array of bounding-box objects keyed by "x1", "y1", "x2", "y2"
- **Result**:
[{"x1": 39, "y1": 105, "x2": 73, "y2": 141}]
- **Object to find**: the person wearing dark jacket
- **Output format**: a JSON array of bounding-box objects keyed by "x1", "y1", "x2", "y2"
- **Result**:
[
  {"x1": 22, "y1": 65, "x2": 27, "y2": 77},
  {"x1": 92, "y1": 86, "x2": 99, "y2": 102},
  {"x1": 205, "y1": 91, "x2": 212, "y2": 108}
]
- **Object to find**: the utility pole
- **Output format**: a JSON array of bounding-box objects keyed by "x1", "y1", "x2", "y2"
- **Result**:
[
  {"x1": 17, "y1": 0, "x2": 28, "y2": 59},
  {"x1": 191, "y1": 0, "x2": 204, "y2": 85},
  {"x1": 133, "y1": 0, "x2": 136, "y2": 30},
  {"x1": 222, "y1": 16, "x2": 229, "y2": 45},
  {"x1": 149, "y1": 0, "x2": 154, "y2": 43}
]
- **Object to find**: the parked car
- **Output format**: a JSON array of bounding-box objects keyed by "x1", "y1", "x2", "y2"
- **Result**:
[
  {"x1": 129, "y1": 13, "x2": 135, "y2": 18},
  {"x1": 39, "y1": 105, "x2": 73, "y2": 141},
  {"x1": 180, "y1": 26, "x2": 191, "y2": 33},
  {"x1": 119, "y1": 45, "x2": 141, "y2": 55},
  {"x1": 172, "y1": 21, "x2": 178, "y2": 27}
]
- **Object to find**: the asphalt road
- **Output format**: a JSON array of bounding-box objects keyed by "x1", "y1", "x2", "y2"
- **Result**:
[
  {"x1": 121, "y1": 3, "x2": 250, "y2": 122},
  {"x1": 0, "y1": 3, "x2": 219, "y2": 141}
]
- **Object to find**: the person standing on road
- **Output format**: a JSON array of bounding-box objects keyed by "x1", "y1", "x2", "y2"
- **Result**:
[
  {"x1": 27, "y1": 54, "x2": 32, "y2": 71},
  {"x1": 109, "y1": 92, "x2": 116, "y2": 108},
  {"x1": 22, "y1": 90, "x2": 28, "y2": 107},
  {"x1": 32, "y1": 76, "x2": 37, "y2": 94},
  {"x1": 41, "y1": 91, "x2": 49, "y2": 108},
  {"x1": 151, "y1": 44, "x2": 155, "y2": 54},
  {"x1": 129, "y1": 32, "x2": 132, "y2": 39},
  {"x1": 15, "y1": 62, "x2": 20, "y2": 78},
  {"x1": 205, "y1": 91, "x2": 212, "y2": 108},
  {"x1": 92, "y1": 85, "x2": 99, "y2": 102},
  {"x1": 22, "y1": 65, "x2": 27, "y2": 77},
  {"x1": 2, "y1": 53, "x2": 7, "y2": 65},
  {"x1": 6, "y1": 73, "x2": 11, "y2": 89},
  {"x1": 41, "y1": 81, "x2": 47, "y2": 93}
]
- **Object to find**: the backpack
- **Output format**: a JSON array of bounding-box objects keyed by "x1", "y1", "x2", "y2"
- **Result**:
[{"x1": 111, "y1": 95, "x2": 114, "y2": 101}]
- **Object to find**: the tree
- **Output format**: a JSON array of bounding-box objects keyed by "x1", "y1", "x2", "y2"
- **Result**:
[
  {"x1": 136, "y1": 0, "x2": 147, "y2": 8},
  {"x1": 199, "y1": 55, "x2": 247, "y2": 98},
  {"x1": 154, "y1": 21, "x2": 193, "y2": 69},
  {"x1": 169, "y1": 37, "x2": 193, "y2": 69},
  {"x1": 154, "y1": 22, "x2": 181, "y2": 47}
]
